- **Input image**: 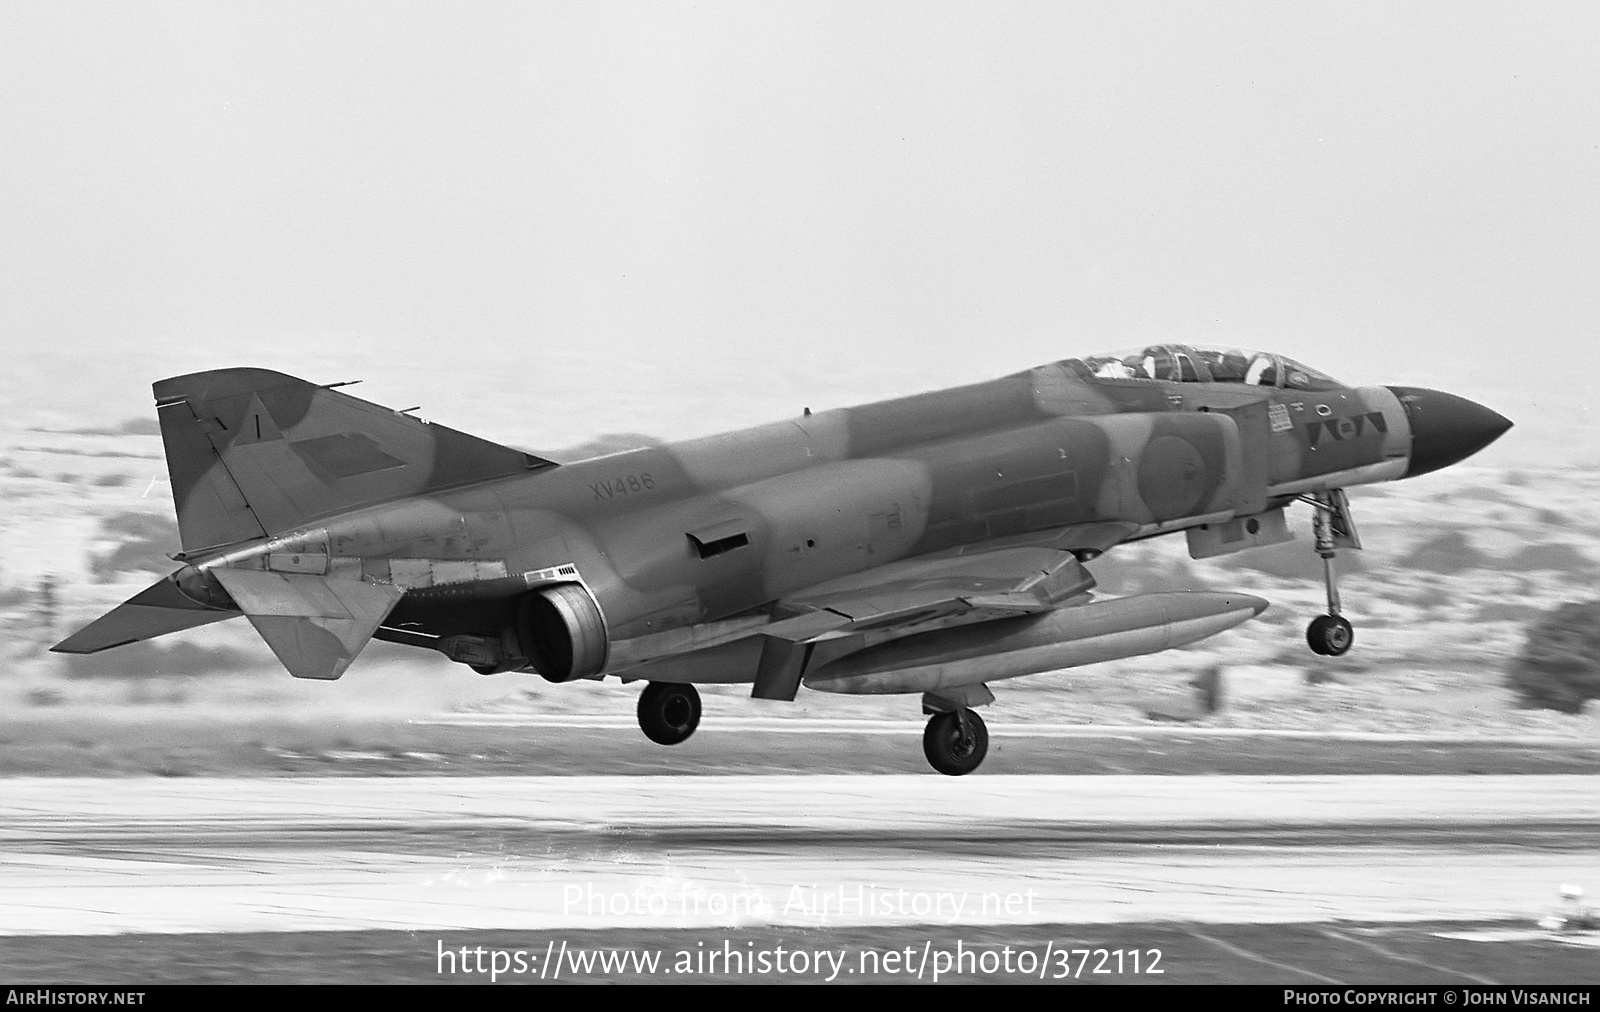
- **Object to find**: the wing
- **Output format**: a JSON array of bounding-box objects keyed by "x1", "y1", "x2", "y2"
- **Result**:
[{"x1": 748, "y1": 532, "x2": 1127, "y2": 700}]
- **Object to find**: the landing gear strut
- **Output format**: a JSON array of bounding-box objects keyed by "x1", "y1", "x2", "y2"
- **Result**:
[
  {"x1": 637, "y1": 681, "x2": 701, "y2": 745},
  {"x1": 922, "y1": 708, "x2": 989, "y2": 776},
  {"x1": 1300, "y1": 489, "x2": 1358, "y2": 657}
]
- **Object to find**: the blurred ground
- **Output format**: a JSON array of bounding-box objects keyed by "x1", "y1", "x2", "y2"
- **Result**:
[
  {"x1": 6, "y1": 921, "x2": 1598, "y2": 985},
  {"x1": 2, "y1": 716, "x2": 1598, "y2": 777},
  {"x1": 5, "y1": 776, "x2": 1598, "y2": 981}
]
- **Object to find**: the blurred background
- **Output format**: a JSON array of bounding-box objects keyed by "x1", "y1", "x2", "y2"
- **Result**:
[{"x1": 3, "y1": 2, "x2": 1597, "y2": 740}]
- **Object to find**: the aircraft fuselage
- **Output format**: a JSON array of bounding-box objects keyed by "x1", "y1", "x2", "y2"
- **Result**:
[{"x1": 184, "y1": 356, "x2": 1420, "y2": 668}]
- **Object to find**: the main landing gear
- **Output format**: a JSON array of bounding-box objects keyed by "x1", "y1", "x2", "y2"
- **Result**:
[
  {"x1": 1299, "y1": 489, "x2": 1359, "y2": 657},
  {"x1": 921, "y1": 685, "x2": 994, "y2": 775},
  {"x1": 637, "y1": 681, "x2": 701, "y2": 745},
  {"x1": 923, "y1": 708, "x2": 989, "y2": 776},
  {"x1": 921, "y1": 688, "x2": 992, "y2": 775}
]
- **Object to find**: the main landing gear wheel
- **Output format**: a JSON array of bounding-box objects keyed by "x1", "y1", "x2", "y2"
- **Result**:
[
  {"x1": 637, "y1": 681, "x2": 701, "y2": 745},
  {"x1": 923, "y1": 709, "x2": 988, "y2": 776},
  {"x1": 1306, "y1": 614, "x2": 1354, "y2": 656}
]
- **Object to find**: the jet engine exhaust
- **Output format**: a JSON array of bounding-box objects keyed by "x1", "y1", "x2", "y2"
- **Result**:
[{"x1": 518, "y1": 582, "x2": 610, "y2": 682}]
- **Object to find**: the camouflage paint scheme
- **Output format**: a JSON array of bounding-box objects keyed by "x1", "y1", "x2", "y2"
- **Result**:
[{"x1": 55, "y1": 346, "x2": 1510, "y2": 715}]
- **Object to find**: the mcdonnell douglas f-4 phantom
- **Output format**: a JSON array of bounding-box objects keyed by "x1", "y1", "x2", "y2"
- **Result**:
[{"x1": 55, "y1": 346, "x2": 1510, "y2": 774}]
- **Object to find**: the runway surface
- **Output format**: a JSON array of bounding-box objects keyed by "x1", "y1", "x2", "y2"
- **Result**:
[
  {"x1": 8, "y1": 715, "x2": 1597, "y2": 776},
  {"x1": 3, "y1": 775, "x2": 1597, "y2": 937},
  {"x1": 415, "y1": 714, "x2": 1600, "y2": 744}
]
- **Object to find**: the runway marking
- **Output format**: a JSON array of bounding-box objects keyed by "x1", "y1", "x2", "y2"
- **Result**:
[
  {"x1": 411, "y1": 714, "x2": 1595, "y2": 745},
  {"x1": 1187, "y1": 927, "x2": 1341, "y2": 984},
  {"x1": 1319, "y1": 926, "x2": 1497, "y2": 984},
  {"x1": 1434, "y1": 928, "x2": 1600, "y2": 948}
]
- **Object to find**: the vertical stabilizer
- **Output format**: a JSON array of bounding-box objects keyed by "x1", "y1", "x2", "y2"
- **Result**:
[
  {"x1": 153, "y1": 368, "x2": 557, "y2": 552},
  {"x1": 158, "y1": 399, "x2": 267, "y2": 551}
]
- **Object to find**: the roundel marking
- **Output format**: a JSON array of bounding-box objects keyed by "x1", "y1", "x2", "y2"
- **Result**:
[{"x1": 1137, "y1": 435, "x2": 1208, "y2": 520}]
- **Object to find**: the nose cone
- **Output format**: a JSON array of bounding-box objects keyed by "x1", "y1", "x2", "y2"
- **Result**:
[{"x1": 1385, "y1": 387, "x2": 1513, "y2": 478}]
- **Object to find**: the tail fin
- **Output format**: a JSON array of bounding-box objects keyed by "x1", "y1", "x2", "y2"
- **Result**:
[{"x1": 154, "y1": 368, "x2": 556, "y2": 552}]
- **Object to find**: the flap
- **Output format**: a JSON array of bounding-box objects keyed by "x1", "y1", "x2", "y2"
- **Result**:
[
  {"x1": 758, "y1": 609, "x2": 853, "y2": 643},
  {"x1": 779, "y1": 545, "x2": 1095, "y2": 625},
  {"x1": 940, "y1": 520, "x2": 1139, "y2": 559},
  {"x1": 744, "y1": 544, "x2": 1095, "y2": 700}
]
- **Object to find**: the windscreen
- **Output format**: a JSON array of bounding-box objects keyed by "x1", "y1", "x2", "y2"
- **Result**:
[{"x1": 1063, "y1": 345, "x2": 1343, "y2": 391}]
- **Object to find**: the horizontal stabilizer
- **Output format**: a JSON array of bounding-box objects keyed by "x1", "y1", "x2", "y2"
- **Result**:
[
  {"x1": 52, "y1": 573, "x2": 240, "y2": 654},
  {"x1": 211, "y1": 569, "x2": 404, "y2": 680}
]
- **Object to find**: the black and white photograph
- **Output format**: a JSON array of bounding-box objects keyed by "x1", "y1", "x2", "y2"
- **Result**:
[{"x1": 1, "y1": 1, "x2": 1597, "y2": 989}]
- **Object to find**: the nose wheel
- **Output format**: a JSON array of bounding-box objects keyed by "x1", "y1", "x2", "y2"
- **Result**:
[
  {"x1": 1307, "y1": 614, "x2": 1354, "y2": 656},
  {"x1": 637, "y1": 681, "x2": 701, "y2": 745},
  {"x1": 923, "y1": 708, "x2": 988, "y2": 776},
  {"x1": 1300, "y1": 489, "x2": 1359, "y2": 656}
]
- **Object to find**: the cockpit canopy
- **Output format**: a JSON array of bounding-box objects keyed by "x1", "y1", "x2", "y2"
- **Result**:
[{"x1": 1063, "y1": 345, "x2": 1344, "y2": 392}]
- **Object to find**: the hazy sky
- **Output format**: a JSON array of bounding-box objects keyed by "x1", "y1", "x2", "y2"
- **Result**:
[{"x1": 2, "y1": 2, "x2": 1596, "y2": 462}]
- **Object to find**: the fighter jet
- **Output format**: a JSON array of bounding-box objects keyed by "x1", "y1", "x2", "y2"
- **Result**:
[{"x1": 54, "y1": 346, "x2": 1511, "y2": 774}]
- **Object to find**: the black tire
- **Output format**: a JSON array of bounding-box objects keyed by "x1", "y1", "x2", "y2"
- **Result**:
[
  {"x1": 637, "y1": 681, "x2": 701, "y2": 745},
  {"x1": 922, "y1": 709, "x2": 989, "y2": 776},
  {"x1": 1306, "y1": 614, "x2": 1354, "y2": 657}
]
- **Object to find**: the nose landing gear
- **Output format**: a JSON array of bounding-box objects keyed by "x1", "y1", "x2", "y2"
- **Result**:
[
  {"x1": 1307, "y1": 612, "x2": 1354, "y2": 657},
  {"x1": 1300, "y1": 489, "x2": 1360, "y2": 656}
]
